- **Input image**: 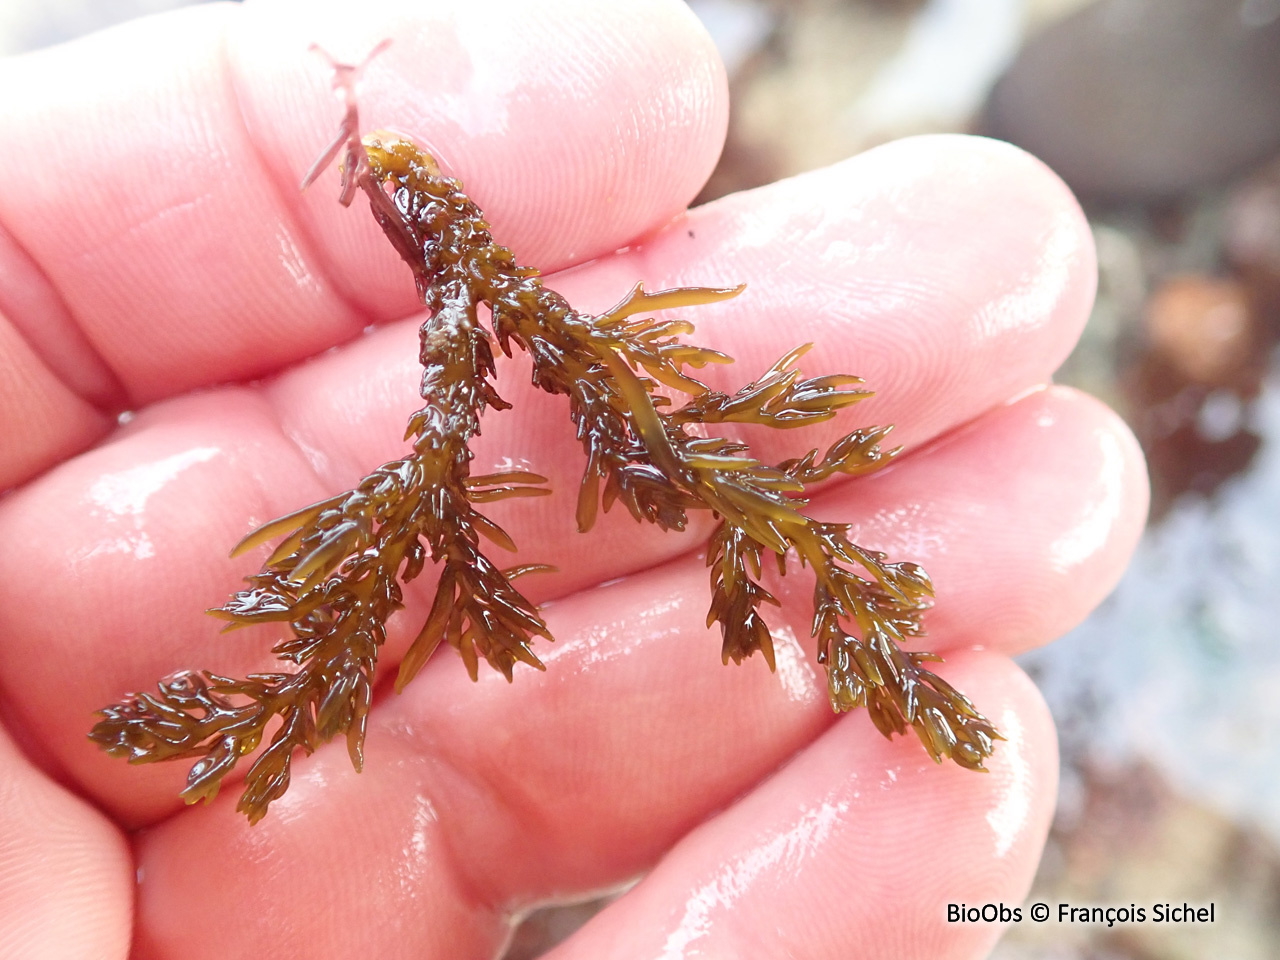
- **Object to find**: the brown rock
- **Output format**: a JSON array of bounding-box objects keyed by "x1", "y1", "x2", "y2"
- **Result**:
[{"x1": 1143, "y1": 275, "x2": 1255, "y2": 387}]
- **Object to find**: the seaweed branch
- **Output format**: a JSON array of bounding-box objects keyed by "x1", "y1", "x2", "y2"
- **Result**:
[{"x1": 90, "y1": 49, "x2": 999, "y2": 823}]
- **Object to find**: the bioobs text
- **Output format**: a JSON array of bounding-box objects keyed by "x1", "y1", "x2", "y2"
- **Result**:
[{"x1": 946, "y1": 903, "x2": 1022, "y2": 923}]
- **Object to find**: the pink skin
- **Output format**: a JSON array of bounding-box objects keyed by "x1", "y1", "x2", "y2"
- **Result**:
[{"x1": 0, "y1": 1, "x2": 1148, "y2": 958}]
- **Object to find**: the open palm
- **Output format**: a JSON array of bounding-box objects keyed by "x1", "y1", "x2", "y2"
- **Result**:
[{"x1": 0, "y1": 2, "x2": 1147, "y2": 958}]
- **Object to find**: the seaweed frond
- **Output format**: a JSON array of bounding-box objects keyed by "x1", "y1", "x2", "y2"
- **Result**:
[{"x1": 90, "y1": 48, "x2": 998, "y2": 822}]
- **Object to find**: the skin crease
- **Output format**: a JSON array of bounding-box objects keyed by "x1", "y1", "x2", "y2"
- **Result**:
[{"x1": 0, "y1": 1, "x2": 1150, "y2": 959}]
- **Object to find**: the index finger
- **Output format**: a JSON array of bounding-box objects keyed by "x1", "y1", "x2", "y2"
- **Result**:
[{"x1": 0, "y1": 0, "x2": 726, "y2": 416}]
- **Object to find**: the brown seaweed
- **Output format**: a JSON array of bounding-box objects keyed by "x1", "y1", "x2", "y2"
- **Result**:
[{"x1": 89, "y1": 49, "x2": 999, "y2": 823}]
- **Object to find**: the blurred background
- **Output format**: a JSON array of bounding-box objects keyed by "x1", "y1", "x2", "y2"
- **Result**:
[{"x1": 4, "y1": 1, "x2": 1278, "y2": 958}]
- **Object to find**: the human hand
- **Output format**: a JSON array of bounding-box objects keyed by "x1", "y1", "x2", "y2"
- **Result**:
[{"x1": 0, "y1": 2, "x2": 1148, "y2": 958}]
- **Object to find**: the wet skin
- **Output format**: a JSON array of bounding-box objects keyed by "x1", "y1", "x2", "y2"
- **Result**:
[{"x1": 0, "y1": 1, "x2": 1148, "y2": 958}]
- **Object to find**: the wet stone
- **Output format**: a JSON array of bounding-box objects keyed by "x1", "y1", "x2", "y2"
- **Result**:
[{"x1": 981, "y1": 0, "x2": 1280, "y2": 202}]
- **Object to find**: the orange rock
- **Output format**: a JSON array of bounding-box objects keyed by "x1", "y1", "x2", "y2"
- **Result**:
[{"x1": 1143, "y1": 275, "x2": 1255, "y2": 387}]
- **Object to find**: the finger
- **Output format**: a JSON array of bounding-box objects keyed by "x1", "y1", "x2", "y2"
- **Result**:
[
  {"x1": 545, "y1": 655, "x2": 1057, "y2": 960},
  {"x1": 263, "y1": 132, "x2": 1094, "y2": 579},
  {"x1": 0, "y1": 312, "x2": 108, "y2": 491},
  {"x1": 790, "y1": 383, "x2": 1149, "y2": 659},
  {"x1": 0, "y1": 724, "x2": 133, "y2": 960},
  {"x1": 131, "y1": 652, "x2": 1052, "y2": 960},
  {"x1": 266, "y1": 133, "x2": 1094, "y2": 513},
  {"x1": 0, "y1": 138, "x2": 1108, "y2": 823},
  {"x1": 0, "y1": 0, "x2": 726, "y2": 405},
  {"x1": 223, "y1": 392, "x2": 1124, "y2": 906},
  {"x1": 599, "y1": 131, "x2": 1097, "y2": 460},
  {"x1": 0, "y1": 390, "x2": 335, "y2": 825},
  {"x1": 129, "y1": 389, "x2": 1120, "y2": 960},
  {"x1": 231, "y1": 0, "x2": 728, "y2": 311}
]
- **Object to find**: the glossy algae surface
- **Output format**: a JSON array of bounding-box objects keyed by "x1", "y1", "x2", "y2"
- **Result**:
[{"x1": 90, "y1": 51, "x2": 999, "y2": 823}]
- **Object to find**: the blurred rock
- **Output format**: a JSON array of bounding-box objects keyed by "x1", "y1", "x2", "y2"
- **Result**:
[
  {"x1": 1128, "y1": 274, "x2": 1268, "y2": 515},
  {"x1": 995, "y1": 764, "x2": 1280, "y2": 960},
  {"x1": 1054, "y1": 222, "x2": 1146, "y2": 411},
  {"x1": 690, "y1": 0, "x2": 1100, "y2": 204},
  {"x1": 842, "y1": 0, "x2": 1025, "y2": 145},
  {"x1": 687, "y1": 0, "x2": 778, "y2": 75},
  {"x1": 1143, "y1": 275, "x2": 1255, "y2": 387},
  {"x1": 1022, "y1": 360, "x2": 1280, "y2": 843},
  {"x1": 1225, "y1": 156, "x2": 1280, "y2": 314},
  {"x1": 982, "y1": 0, "x2": 1280, "y2": 202},
  {"x1": 694, "y1": 0, "x2": 923, "y2": 200}
]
